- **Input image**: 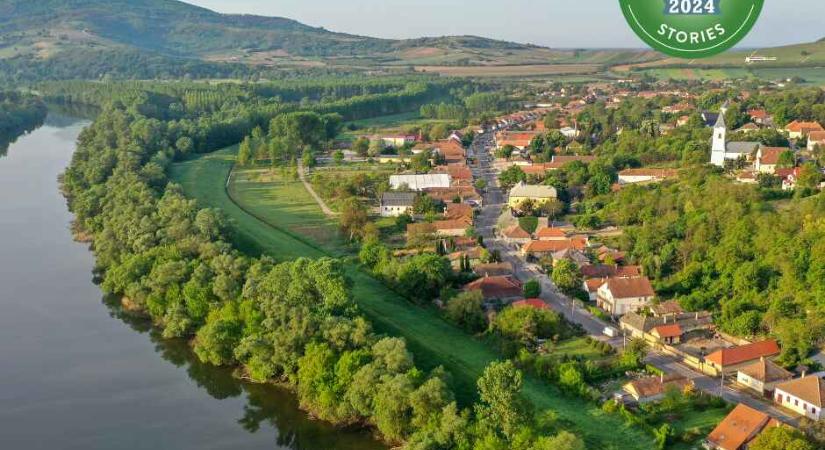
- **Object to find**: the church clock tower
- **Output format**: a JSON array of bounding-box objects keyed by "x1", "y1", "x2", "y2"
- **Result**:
[{"x1": 710, "y1": 113, "x2": 727, "y2": 167}]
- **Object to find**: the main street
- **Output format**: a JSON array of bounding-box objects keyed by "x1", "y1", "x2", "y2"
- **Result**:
[{"x1": 468, "y1": 129, "x2": 800, "y2": 425}]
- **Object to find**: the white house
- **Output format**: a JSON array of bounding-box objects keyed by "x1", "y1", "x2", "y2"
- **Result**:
[
  {"x1": 380, "y1": 192, "x2": 417, "y2": 217},
  {"x1": 596, "y1": 276, "x2": 655, "y2": 317},
  {"x1": 774, "y1": 374, "x2": 824, "y2": 421},
  {"x1": 389, "y1": 174, "x2": 451, "y2": 191},
  {"x1": 808, "y1": 131, "x2": 825, "y2": 151},
  {"x1": 736, "y1": 358, "x2": 793, "y2": 396}
]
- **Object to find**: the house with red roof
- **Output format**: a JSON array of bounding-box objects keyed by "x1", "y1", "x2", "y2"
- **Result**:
[
  {"x1": 785, "y1": 120, "x2": 824, "y2": 139},
  {"x1": 774, "y1": 374, "x2": 825, "y2": 420},
  {"x1": 755, "y1": 147, "x2": 791, "y2": 174},
  {"x1": 596, "y1": 276, "x2": 655, "y2": 317},
  {"x1": 736, "y1": 358, "x2": 793, "y2": 396},
  {"x1": 464, "y1": 275, "x2": 524, "y2": 301},
  {"x1": 651, "y1": 324, "x2": 683, "y2": 345},
  {"x1": 705, "y1": 340, "x2": 781, "y2": 375},
  {"x1": 535, "y1": 227, "x2": 568, "y2": 241},
  {"x1": 501, "y1": 224, "x2": 532, "y2": 244},
  {"x1": 706, "y1": 403, "x2": 783, "y2": 450}
]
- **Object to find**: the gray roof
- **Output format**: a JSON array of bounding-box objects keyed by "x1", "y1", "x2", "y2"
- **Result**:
[
  {"x1": 726, "y1": 141, "x2": 759, "y2": 155},
  {"x1": 381, "y1": 191, "x2": 417, "y2": 207},
  {"x1": 714, "y1": 111, "x2": 726, "y2": 129}
]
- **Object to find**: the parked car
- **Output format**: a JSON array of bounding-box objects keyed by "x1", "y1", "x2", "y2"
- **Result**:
[{"x1": 603, "y1": 326, "x2": 619, "y2": 338}]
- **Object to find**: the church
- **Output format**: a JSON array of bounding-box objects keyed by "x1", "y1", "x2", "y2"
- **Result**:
[{"x1": 710, "y1": 105, "x2": 760, "y2": 167}]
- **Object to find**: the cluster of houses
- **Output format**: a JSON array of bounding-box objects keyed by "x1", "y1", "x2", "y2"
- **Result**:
[
  {"x1": 705, "y1": 104, "x2": 825, "y2": 190},
  {"x1": 704, "y1": 366, "x2": 824, "y2": 449}
]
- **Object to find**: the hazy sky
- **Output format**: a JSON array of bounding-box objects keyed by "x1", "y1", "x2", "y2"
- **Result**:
[{"x1": 182, "y1": 0, "x2": 824, "y2": 49}]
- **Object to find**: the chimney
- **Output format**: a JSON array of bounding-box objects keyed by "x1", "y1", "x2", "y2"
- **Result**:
[{"x1": 660, "y1": 373, "x2": 664, "y2": 384}]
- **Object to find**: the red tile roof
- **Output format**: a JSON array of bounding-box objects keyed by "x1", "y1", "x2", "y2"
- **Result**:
[
  {"x1": 707, "y1": 404, "x2": 774, "y2": 450},
  {"x1": 446, "y1": 165, "x2": 473, "y2": 181},
  {"x1": 502, "y1": 224, "x2": 531, "y2": 239},
  {"x1": 748, "y1": 109, "x2": 768, "y2": 120},
  {"x1": 445, "y1": 203, "x2": 474, "y2": 221},
  {"x1": 775, "y1": 375, "x2": 825, "y2": 408},
  {"x1": 464, "y1": 275, "x2": 523, "y2": 299},
  {"x1": 604, "y1": 277, "x2": 655, "y2": 299},
  {"x1": 652, "y1": 324, "x2": 683, "y2": 339},
  {"x1": 759, "y1": 147, "x2": 790, "y2": 166},
  {"x1": 706, "y1": 340, "x2": 780, "y2": 367},
  {"x1": 786, "y1": 120, "x2": 824, "y2": 133},
  {"x1": 536, "y1": 227, "x2": 567, "y2": 239},
  {"x1": 585, "y1": 278, "x2": 607, "y2": 293},
  {"x1": 808, "y1": 131, "x2": 825, "y2": 143}
]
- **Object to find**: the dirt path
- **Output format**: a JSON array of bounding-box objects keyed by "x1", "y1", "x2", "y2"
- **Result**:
[{"x1": 297, "y1": 160, "x2": 338, "y2": 218}]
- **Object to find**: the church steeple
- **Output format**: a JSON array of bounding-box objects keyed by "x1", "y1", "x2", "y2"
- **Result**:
[{"x1": 711, "y1": 110, "x2": 727, "y2": 167}]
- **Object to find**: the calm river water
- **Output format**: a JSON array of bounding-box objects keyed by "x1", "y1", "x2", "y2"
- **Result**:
[{"x1": 0, "y1": 113, "x2": 384, "y2": 450}]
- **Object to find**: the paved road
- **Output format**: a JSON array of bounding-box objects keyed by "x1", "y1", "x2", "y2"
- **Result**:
[{"x1": 469, "y1": 130, "x2": 800, "y2": 424}]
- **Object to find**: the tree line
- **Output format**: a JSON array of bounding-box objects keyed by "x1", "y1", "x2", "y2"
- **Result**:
[{"x1": 0, "y1": 91, "x2": 47, "y2": 153}]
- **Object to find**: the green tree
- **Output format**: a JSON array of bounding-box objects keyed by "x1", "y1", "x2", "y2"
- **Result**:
[
  {"x1": 749, "y1": 426, "x2": 815, "y2": 450},
  {"x1": 340, "y1": 198, "x2": 368, "y2": 241},
  {"x1": 353, "y1": 137, "x2": 370, "y2": 157},
  {"x1": 523, "y1": 279, "x2": 541, "y2": 298},
  {"x1": 474, "y1": 360, "x2": 531, "y2": 441},
  {"x1": 552, "y1": 260, "x2": 582, "y2": 295},
  {"x1": 237, "y1": 136, "x2": 252, "y2": 166},
  {"x1": 445, "y1": 290, "x2": 487, "y2": 333}
]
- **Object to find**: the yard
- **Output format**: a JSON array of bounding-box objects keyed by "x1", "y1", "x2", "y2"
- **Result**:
[{"x1": 170, "y1": 145, "x2": 657, "y2": 450}]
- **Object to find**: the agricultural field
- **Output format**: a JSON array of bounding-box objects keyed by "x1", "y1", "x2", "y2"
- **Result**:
[
  {"x1": 636, "y1": 66, "x2": 825, "y2": 85},
  {"x1": 170, "y1": 145, "x2": 657, "y2": 450},
  {"x1": 415, "y1": 63, "x2": 603, "y2": 77}
]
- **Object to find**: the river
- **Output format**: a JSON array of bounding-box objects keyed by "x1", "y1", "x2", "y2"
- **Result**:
[{"x1": 0, "y1": 113, "x2": 385, "y2": 450}]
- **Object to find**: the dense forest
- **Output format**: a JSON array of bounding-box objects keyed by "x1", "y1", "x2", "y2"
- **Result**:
[
  {"x1": 591, "y1": 169, "x2": 825, "y2": 367},
  {"x1": 58, "y1": 80, "x2": 587, "y2": 449},
  {"x1": 0, "y1": 91, "x2": 47, "y2": 154}
]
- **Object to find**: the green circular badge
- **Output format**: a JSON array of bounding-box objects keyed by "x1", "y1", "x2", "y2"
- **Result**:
[{"x1": 619, "y1": 0, "x2": 764, "y2": 58}]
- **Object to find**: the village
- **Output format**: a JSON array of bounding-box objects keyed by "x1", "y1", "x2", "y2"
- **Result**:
[{"x1": 317, "y1": 78, "x2": 825, "y2": 450}]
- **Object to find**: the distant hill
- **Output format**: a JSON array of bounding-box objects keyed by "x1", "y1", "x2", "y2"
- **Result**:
[{"x1": 0, "y1": 0, "x2": 662, "y2": 79}]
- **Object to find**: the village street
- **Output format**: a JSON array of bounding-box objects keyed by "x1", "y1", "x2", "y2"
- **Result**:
[{"x1": 468, "y1": 130, "x2": 800, "y2": 424}]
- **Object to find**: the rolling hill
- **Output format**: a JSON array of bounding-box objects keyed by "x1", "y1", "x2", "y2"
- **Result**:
[{"x1": 0, "y1": 0, "x2": 663, "y2": 79}]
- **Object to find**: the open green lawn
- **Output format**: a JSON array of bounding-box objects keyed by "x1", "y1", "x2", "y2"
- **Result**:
[{"x1": 170, "y1": 146, "x2": 656, "y2": 450}]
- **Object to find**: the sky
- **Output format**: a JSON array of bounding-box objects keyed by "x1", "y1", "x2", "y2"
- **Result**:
[{"x1": 182, "y1": 0, "x2": 824, "y2": 49}]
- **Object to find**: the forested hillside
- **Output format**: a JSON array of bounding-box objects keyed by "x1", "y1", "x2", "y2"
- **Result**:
[{"x1": 0, "y1": 0, "x2": 662, "y2": 82}]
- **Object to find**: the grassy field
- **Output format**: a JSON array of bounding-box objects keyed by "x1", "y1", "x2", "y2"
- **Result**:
[
  {"x1": 170, "y1": 146, "x2": 656, "y2": 450},
  {"x1": 230, "y1": 165, "x2": 348, "y2": 254}
]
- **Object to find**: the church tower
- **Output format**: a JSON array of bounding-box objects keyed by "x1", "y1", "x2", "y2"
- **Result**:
[{"x1": 710, "y1": 112, "x2": 727, "y2": 167}]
